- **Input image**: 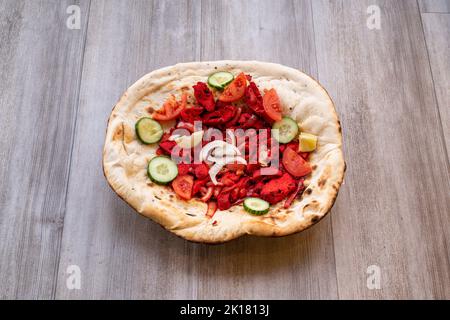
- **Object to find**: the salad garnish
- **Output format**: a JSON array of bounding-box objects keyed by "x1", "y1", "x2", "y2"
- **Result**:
[{"x1": 136, "y1": 71, "x2": 318, "y2": 218}]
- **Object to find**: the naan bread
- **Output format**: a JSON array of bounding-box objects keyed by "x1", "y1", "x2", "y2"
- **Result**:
[{"x1": 103, "y1": 61, "x2": 345, "y2": 243}]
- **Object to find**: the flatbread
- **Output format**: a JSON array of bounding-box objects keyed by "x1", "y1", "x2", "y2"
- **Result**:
[{"x1": 103, "y1": 61, "x2": 345, "y2": 243}]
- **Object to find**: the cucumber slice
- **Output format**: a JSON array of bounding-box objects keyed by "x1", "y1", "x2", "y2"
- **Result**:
[
  {"x1": 272, "y1": 117, "x2": 299, "y2": 144},
  {"x1": 135, "y1": 117, "x2": 163, "y2": 144},
  {"x1": 147, "y1": 156, "x2": 178, "y2": 185},
  {"x1": 207, "y1": 71, "x2": 234, "y2": 90},
  {"x1": 243, "y1": 197, "x2": 270, "y2": 215}
]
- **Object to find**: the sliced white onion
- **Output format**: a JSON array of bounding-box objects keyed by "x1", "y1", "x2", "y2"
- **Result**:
[
  {"x1": 170, "y1": 130, "x2": 204, "y2": 149},
  {"x1": 168, "y1": 134, "x2": 181, "y2": 141},
  {"x1": 207, "y1": 156, "x2": 247, "y2": 185},
  {"x1": 208, "y1": 163, "x2": 223, "y2": 185},
  {"x1": 212, "y1": 144, "x2": 240, "y2": 158},
  {"x1": 200, "y1": 140, "x2": 240, "y2": 162},
  {"x1": 202, "y1": 140, "x2": 248, "y2": 185}
]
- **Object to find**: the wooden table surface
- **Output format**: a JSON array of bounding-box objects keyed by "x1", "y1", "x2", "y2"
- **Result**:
[{"x1": 0, "y1": 0, "x2": 449, "y2": 300}]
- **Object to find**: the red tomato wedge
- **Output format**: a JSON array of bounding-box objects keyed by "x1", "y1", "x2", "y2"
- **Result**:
[
  {"x1": 152, "y1": 93, "x2": 187, "y2": 121},
  {"x1": 219, "y1": 73, "x2": 247, "y2": 102},
  {"x1": 262, "y1": 89, "x2": 282, "y2": 121},
  {"x1": 172, "y1": 174, "x2": 194, "y2": 200},
  {"x1": 282, "y1": 147, "x2": 312, "y2": 178}
]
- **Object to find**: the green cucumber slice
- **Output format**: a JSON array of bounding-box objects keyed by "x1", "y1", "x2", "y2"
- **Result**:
[
  {"x1": 135, "y1": 117, "x2": 163, "y2": 144},
  {"x1": 147, "y1": 156, "x2": 178, "y2": 185},
  {"x1": 243, "y1": 197, "x2": 270, "y2": 215},
  {"x1": 207, "y1": 71, "x2": 234, "y2": 90},
  {"x1": 272, "y1": 117, "x2": 299, "y2": 144}
]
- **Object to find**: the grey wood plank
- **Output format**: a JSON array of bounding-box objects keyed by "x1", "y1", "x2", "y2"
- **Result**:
[
  {"x1": 55, "y1": 0, "x2": 202, "y2": 299},
  {"x1": 0, "y1": 0, "x2": 90, "y2": 299},
  {"x1": 197, "y1": 0, "x2": 338, "y2": 299},
  {"x1": 419, "y1": 0, "x2": 450, "y2": 13},
  {"x1": 313, "y1": 0, "x2": 450, "y2": 299},
  {"x1": 56, "y1": 0, "x2": 338, "y2": 299},
  {"x1": 422, "y1": 13, "x2": 450, "y2": 160}
]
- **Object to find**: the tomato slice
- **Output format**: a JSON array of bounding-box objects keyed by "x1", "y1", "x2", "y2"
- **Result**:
[
  {"x1": 262, "y1": 88, "x2": 282, "y2": 121},
  {"x1": 282, "y1": 147, "x2": 312, "y2": 177},
  {"x1": 152, "y1": 93, "x2": 187, "y2": 121},
  {"x1": 172, "y1": 174, "x2": 194, "y2": 200},
  {"x1": 219, "y1": 73, "x2": 247, "y2": 102}
]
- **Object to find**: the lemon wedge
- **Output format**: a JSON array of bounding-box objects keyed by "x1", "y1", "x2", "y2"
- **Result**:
[{"x1": 298, "y1": 132, "x2": 317, "y2": 152}]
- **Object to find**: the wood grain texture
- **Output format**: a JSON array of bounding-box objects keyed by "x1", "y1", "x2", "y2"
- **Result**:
[
  {"x1": 312, "y1": 0, "x2": 450, "y2": 299},
  {"x1": 0, "y1": 0, "x2": 90, "y2": 299},
  {"x1": 419, "y1": 0, "x2": 450, "y2": 12},
  {"x1": 422, "y1": 13, "x2": 450, "y2": 160},
  {"x1": 55, "y1": 0, "x2": 202, "y2": 299},
  {"x1": 55, "y1": 0, "x2": 337, "y2": 300},
  {"x1": 197, "y1": 0, "x2": 338, "y2": 300},
  {"x1": 1, "y1": 0, "x2": 449, "y2": 300}
]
